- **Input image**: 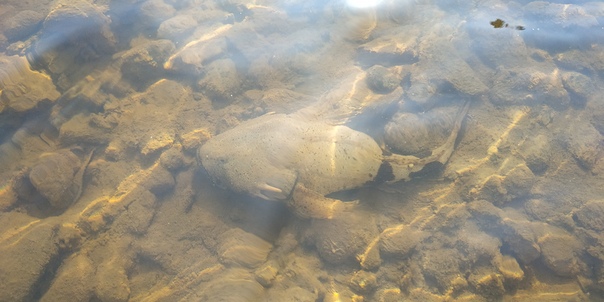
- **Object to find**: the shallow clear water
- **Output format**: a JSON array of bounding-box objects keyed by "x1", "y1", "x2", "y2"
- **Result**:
[{"x1": 0, "y1": 0, "x2": 603, "y2": 301}]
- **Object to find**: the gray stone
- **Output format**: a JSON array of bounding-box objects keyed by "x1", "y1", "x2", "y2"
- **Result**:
[
  {"x1": 157, "y1": 15, "x2": 197, "y2": 42},
  {"x1": 3, "y1": 10, "x2": 43, "y2": 41}
]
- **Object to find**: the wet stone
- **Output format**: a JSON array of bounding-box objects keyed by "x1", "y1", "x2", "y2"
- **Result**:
[
  {"x1": 311, "y1": 211, "x2": 378, "y2": 265},
  {"x1": 471, "y1": 174, "x2": 507, "y2": 206},
  {"x1": 467, "y1": 199, "x2": 504, "y2": 230},
  {"x1": 468, "y1": 267, "x2": 505, "y2": 300},
  {"x1": 456, "y1": 226, "x2": 501, "y2": 265},
  {"x1": 197, "y1": 269, "x2": 265, "y2": 301},
  {"x1": 143, "y1": 166, "x2": 175, "y2": 196},
  {"x1": 32, "y1": 0, "x2": 117, "y2": 75},
  {"x1": 384, "y1": 106, "x2": 456, "y2": 156},
  {"x1": 375, "y1": 288, "x2": 403, "y2": 302},
  {"x1": 120, "y1": 39, "x2": 176, "y2": 90},
  {"x1": 494, "y1": 254, "x2": 525, "y2": 289},
  {"x1": 197, "y1": 58, "x2": 242, "y2": 103},
  {"x1": 2, "y1": 10, "x2": 44, "y2": 42},
  {"x1": 28, "y1": 149, "x2": 89, "y2": 209},
  {"x1": 59, "y1": 113, "x2": 112, "y2": 145},
  {"x1": 561, "y1": 71, "x2": 595, "y2": 106},
  {"x1": 350, "y1": 270, "x2": 377, "y2": 293},
  {"x1": 573, "y1": 200, "x2": 604, "y2": 232},
  {"x1": 366, "y1": 65, "x2": 400, "y2": 93},
  {"x1": 255, "y1": 260, "x2": 278, "y2": 287},
  {"x1": 157, "y1": 14, "x2": 197, "y2": 42},
  {"x1": 39, "y1": 253, "x2": 94, "y2": 302},
  {"x1": 524, "y1": 2, "x2": 599, "y2": 28},
  {"x1": 112, "y1": 189, "x2": 157, "y2": 236},
  {"x1": 94, "y1": 258, "x2": 131, "y2": 302},
  {"x1": 524, "y1": 198, "x2": 557, "y2": 221},
  {"x1": 139, "y1": 0, "x2": 176, "y2": 28},
  {"x1": 502, "y1": 164, "x2": 535, "y2": 201},
  {"x1": 519, "y1": 133, "x2": 553, "y2": 175},
  {"x1": 556, "y1": 45, "x2": 604, "y2": 75},
  {"x1": 380, "y1": 226, "x2": 425, "y2": 258},
  {"x1": 588, "y1": 99, "x2": 604, "y2": 137},
  {"x1": 159, "y1": 147, "x2": 186, "y2": 171},
  {"x1": 0, "y1": 55, "x2": 60, "y2": 113},
  {"x1": 501, "y1": 219, "x2": 541, "y2": 264},
  {"x1": 565, "y1": 122, "x2": 603, "y2": 171},
  {"x1": 420, "y1": 248, "x2": 462, "y2": 291},
  {"x1": 218, "y1": 228, "x2": 273, "y2": 269},
  {"x1": 538, "y1": 234, "x2": 582, "y2": 277},
  {"x1": 0, "y1": 224, "x2": 59, "y2": 301},
  {"x1": 490, "y1": 67, "x2": 570, "y2": 110}
]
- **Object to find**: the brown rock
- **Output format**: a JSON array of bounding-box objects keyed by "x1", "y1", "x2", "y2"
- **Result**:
[
  {"x1": 561, "y1": 71, "x2": 595, "y2": 106},
  {"x1": 218, "y1": 228, "x2": 272, "y2": 269},
  {"x1": 0, "y1": 55, "x2": 60, "y2": 113},
  {"x1": 350, "y1": 270, "x2": 377, "y2": 293},
  {"x1": 95, "y1": 258, "x2": 131, "y2": 302},
  {"x1": 490, "y1": 68, "x2": 570, "y2": 110},
  {"x1": 143, "y1": 166, "x2": 175, "y2": 196},
  {"x1": 468, "y1": 267, "x2": 505, "y2": 300},
  {"x1": 39, "y1": 253, "x2": 95, "y2": 302},
  {"x1": 255, "y1": 260, "x2": 279, "y2": 287},
  {"x1": 384, "y1": 106, "x2": 457, "y2": 156},
  {"x1": 518, "y1": 133, "x2": 553, "y2": 175},
  {"x1": 502, "y1": 163, "x2": 535, "y2": 200},
  {"x1": 59, "y1": 113, "x2": 112, "y2": 145},
  {"x1": 197, "y1": 269, "x2": 265, "y2": 301},
  {"x1": 420, "y1": 248, "x2": 462, "y2": 291},
  {"x1": 31, "y1": 0, "x2": 116, "y2": 76},
  {"x1": 472, "y1": 174, "x2": 507, "y2": 206},
  {"x1": 2, "y1": 10, "x2": 43, "y2": 42},
  {"x1": 160, "y1": 147, "x2": 187, "y2": 171},
  {"x1": 538, "y1": 234, "x2": 582, "y2": 277},
  {"x1": 501, "y1": 219, "x2": 541, "y2": 264},
  {"x1": 157, "y1": 15, "x2": 197, "y2": 42},
  {"x1": 311, "y1": 211, "x2": 378, "y2": 265},
  {"x1": 120, "y1": 39, "x2": 175, "y2": 90},
  {"x1": 112, "y1": 189, "x2": 157, "y2": 236},
  {"x1": 380, "y1": 226, "x2": 425, "y2": 258},
  {"x1": 494, "y1": 254, "x2": 525, "y2": 289},
  {"x1": 139, "y1": 0, "x2": 175, "y2": 28},
  {"x1": 573, "y1": 200, "x2": 604, "y2": 231},
  {"x1": 197, "y1": 58, "x2": 242, "y2": 103},
  {"x1": 366, "y1": 65, "x2": 400, "y2": 93},
  {"x1": 565, "y1": 122, "x2": 603, "y2": 170},
  {"x1": 28, "y1": 149, "x2": 86, "y2": 209},
  {"x1": 456, "y1": 225, "x2": 501, "y2": 265},
  {"x1": 0, "y1": 223, "x2": 60, "y2": 301}
]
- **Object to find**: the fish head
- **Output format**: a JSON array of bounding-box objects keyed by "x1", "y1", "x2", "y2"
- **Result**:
[{"x1": 197, "y1": 133, "x2": 297, "y2": 201}]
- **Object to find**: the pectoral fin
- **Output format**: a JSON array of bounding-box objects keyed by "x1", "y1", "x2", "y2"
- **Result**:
[
  {"x1": 254, "y1": 169, "x2": 298, "y2": 201},
  {"x1": 289, "y1": 183, "x2": 358, "y2": 219}
]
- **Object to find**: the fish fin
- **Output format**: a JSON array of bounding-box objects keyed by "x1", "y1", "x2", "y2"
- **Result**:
[
  {"x1": 384, "y1": 101, "x2": 470, "y2": 183},
  {"x1": 289, "y1": 183, "x2": 358, "y2": 219},
  {"x1": 258, "y1": 183, "x2": 283, "y2": 193},
  {"x1": 429, "y1": 100, "x2": 471, "y2": 165}
]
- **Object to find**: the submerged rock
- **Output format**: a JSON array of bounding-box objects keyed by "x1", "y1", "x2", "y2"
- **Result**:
[
  {"x1": 0, "y1": 55, "x2": 60, "y2": 113},
  {"x1": 2, "y1": 10, "x2": 44, "y2": 42},
  {"x1": 31, "y1": 0, "x2": 116, "y2": 73},
  {"x1": 310, "y1": 211, "x2": 378, "y2": 265},
  {"x1": 27, "y1": 148, "x2": 94, "y2": 209},
  {"x1": 0, "y1": 224, "x2": 60, "y2": 301}
]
